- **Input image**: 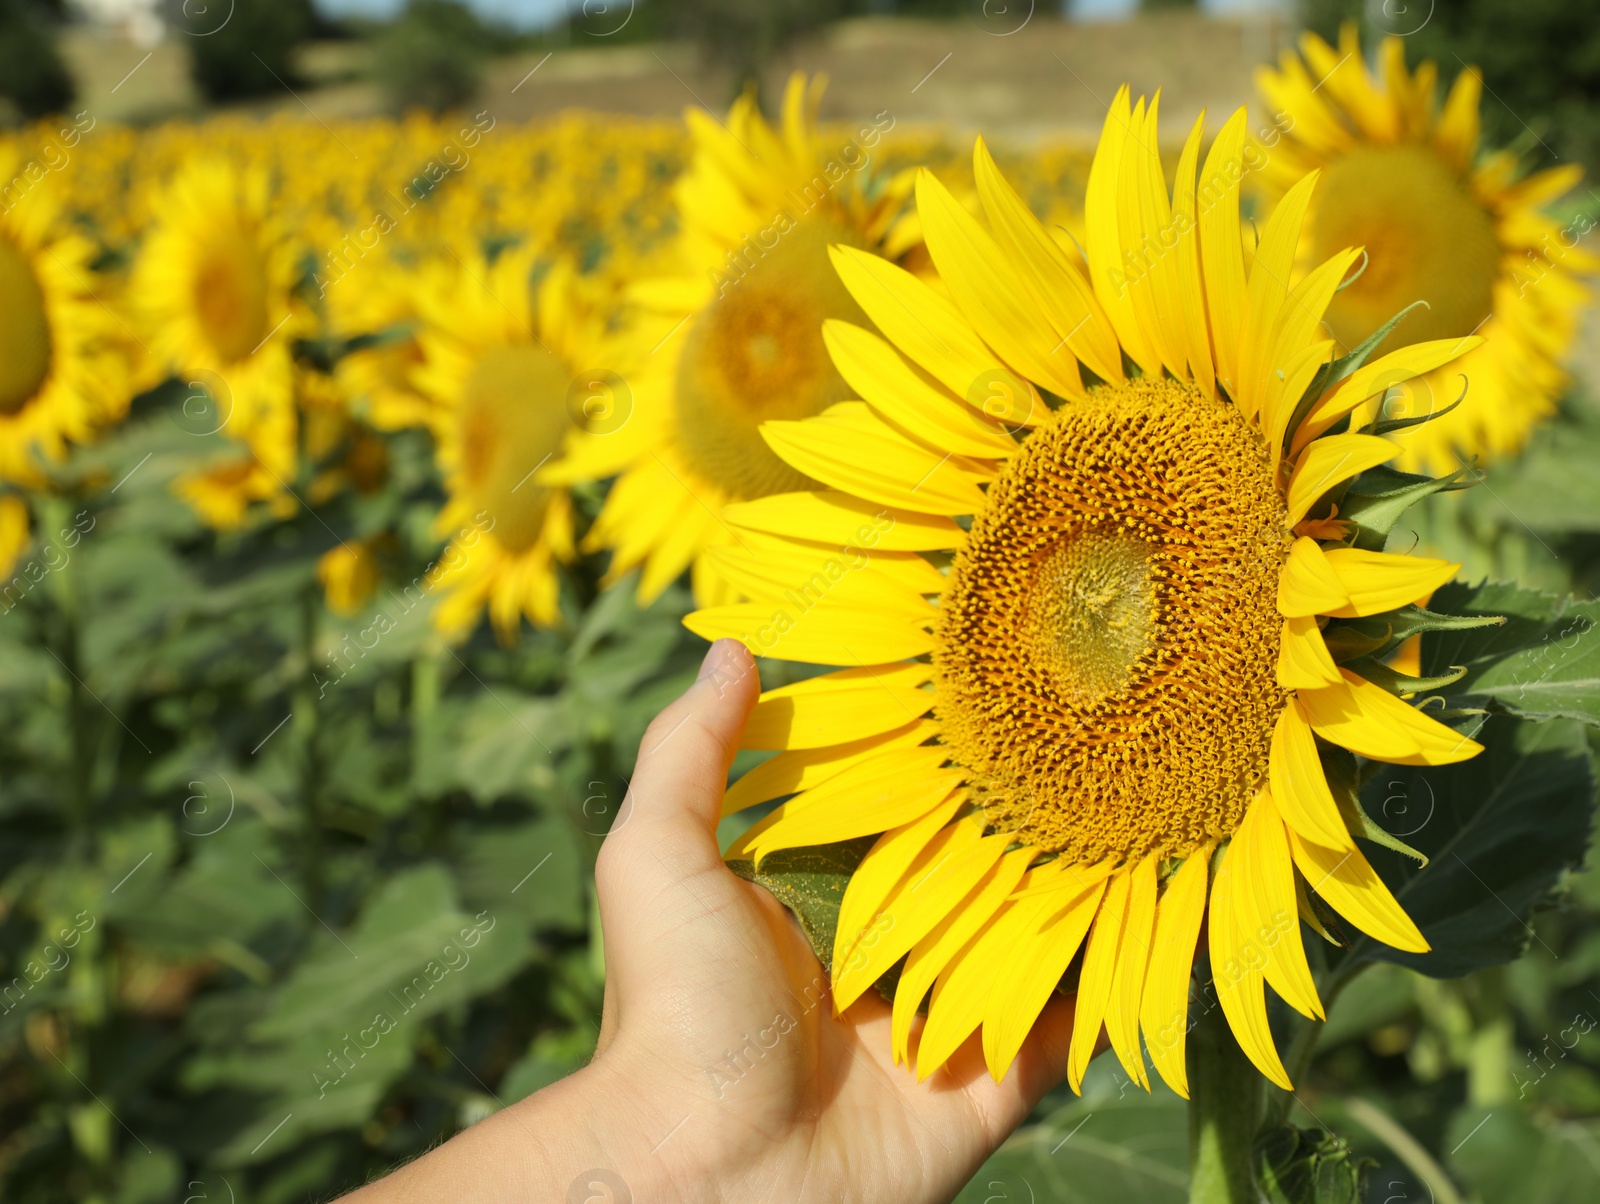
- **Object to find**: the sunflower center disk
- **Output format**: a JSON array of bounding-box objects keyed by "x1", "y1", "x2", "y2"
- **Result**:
[
  {"x1": 0, "y1": 235, "x2": 54, "y2": 415},
  {"x1": 457, "y1": 345, "x2": 571, "y2": 553},
  {"x1": 674, "y1": 217, "x2": 870, "y2": 500},
  {"x1": 193, "y1": 235, "x2": 272, "y2": 363},
  {"x1": 935, "y1": 379, "x2": 1289, "y2": 865},
  {"x1": 1027, "y1": 531, "x2": 1157, "y2": 702},
  {"x1": 1313, "y1": 145, "x2": 1499, "y2": 357}
]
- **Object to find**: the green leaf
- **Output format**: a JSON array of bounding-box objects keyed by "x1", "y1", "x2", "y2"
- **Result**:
[
  {"x1": 451, "y1": 811, "x2": 586, "y2": 932},
  {"x1": 1255, "y1": 1123, "x2": 1370, "y2": 1204},
  {"x1": 956, "y1": 1094, "x2": 1189, "y2": 1203},
  {"x1": 1427, "y1": 581, "x2": 1600, "y2": 725},
  {"x1": 1323, "y1": 603, "x2": 1503, "y2": 664},
  {"x1": 726, "y1": 839, "x2": 875, "y2": 973},
  {"x1": 1339, "y1": 464, "x2": 1473, "y2": 551},
  {"x1": 1343, "y1": 656, "x2": 1467, "y2": 697},
  {"x1": 1343, "y1": 715, "x2": 1595, "y2": 977}
]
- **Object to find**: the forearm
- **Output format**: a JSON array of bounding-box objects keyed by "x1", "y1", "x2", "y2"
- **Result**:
[{"x1": 337, "y1": 1060, "x2": 680, "y2": 1203}]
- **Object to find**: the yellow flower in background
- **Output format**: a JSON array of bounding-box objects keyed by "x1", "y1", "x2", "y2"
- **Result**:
[
  {"x1": 689, "y1": 92, "x2": 1485, "y2": 1096},
  {"x1": 326, "y1": 257, "x2": 439, "y2": 436},
  {"x1": 0, "y1": 494, "x2": 29, "y2": 579},
  {"x1": 556, "y1": 73, "x2": 913, "y2": 607},
  {"x1": 133, "y1": 158, "x2": 306, "y2": 506},
  {"x1": 318, "y1": 538, "x2": 383, "y2": 617},
  {"x1": 1255, "y1": 26, "x2": 1597, "y2": 474},
  {"x1": 0, "y1": 163, "x2": 127, "y2": 485},
  {"x1": 416, "y1": 247, "x2": 609, "y2": 641}
]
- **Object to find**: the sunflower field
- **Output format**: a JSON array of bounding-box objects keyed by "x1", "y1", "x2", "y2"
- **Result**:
[{"x1": 2, "y1": 6, "x2": 1600, "y2": 1203}]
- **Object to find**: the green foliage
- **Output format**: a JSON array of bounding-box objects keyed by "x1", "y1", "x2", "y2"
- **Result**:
[
  {"x1": 726, "y1": 838, "x2": 872, "y2": 974},
  {"x1": 0, "y1": 395, "x2": 699, "y2": 1199},
  {"x1": 0, "y1": 0, "x2": 73, "y2": 117},
  {"x1": 1255, "y1": 1123, "x2": 1368, "y2": 1203},
  {"x1": 955, "y1": 1075, "x2": 1190, "y2": 1203},
  {"x1": 369, "y1": 0, "x2": 494, "y2": 116},
  {"x1": 186, "y1": 0, "x2": 316, "y2": 103}
]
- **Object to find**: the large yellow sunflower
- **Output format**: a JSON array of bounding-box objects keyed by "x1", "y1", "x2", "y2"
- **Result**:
[
  {"x1": 1255, "y1": 26, "x2": 1596, "y2": 474},
  {"x1": 552, "y1": 73, "x2": 913, "y2": 607},
  {"x1": 134, "y1": 158, "x2": 305, "y2": 504},
  {"x1": 0, "y1": 162, "x2": 126, "y2": 488},
  {"x1": 687, "y1": 91, "x2": 1487, "y2": 1096},
  {"x1": 416, "y1": 248, "x2": 608, "y2": 641}
]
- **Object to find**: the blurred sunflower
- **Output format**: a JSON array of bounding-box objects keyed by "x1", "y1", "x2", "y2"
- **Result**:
[
  {"x1": 0, "y1": 162, "x2": 125, "y2": 490},
  {"x1": 415, "y1": 248, "x2": 607, "y2": 640},
  {"x1": 553, "y1": 73, "x2": 913, "y2": 606},
  {"x1": 325, "y1": 258, "x2": 440, "y2": 436},
  {"x1": 689, "y1": 93, "x2": 1486, "y2": 1096},
  {"x1": 1256, "y1": 26, "x2": 1596, "y2": 473},
  {"x1": 133, "y1": 158, "x2": 305, "y2": 516}
]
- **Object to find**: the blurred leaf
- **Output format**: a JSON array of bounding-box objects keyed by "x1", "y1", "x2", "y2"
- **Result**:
[
  {"x1": 1347, "y1": 716, "x2": 1594, "y2": 977},
  {"x1": 1428, "y1": 581, "x2": 1600, "y2": 725},
  {"x1": 451, "y1": 811, "x2": 587, "y2": 932},
  {"x1": 1446, "y1": 1105, "x2": 1600, "y2": 1204},
  {"x1": 955, "y1": 1094, "x2": 1189, "y2": 1203}
]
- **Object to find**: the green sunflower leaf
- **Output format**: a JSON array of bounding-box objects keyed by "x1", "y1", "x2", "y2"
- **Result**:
[
  {"x1": 1426, "y1": 581, "x2": 1600, "y2": 725},
  {"x1": 1338, "y1": 464, "x2": 1474, "y2": 551},
  {"x1": 1342, "y1": 715, "x2": 1595, "y2": 978},
  {"x1": 1323, "y1": 603, "x2": 1504, "y2": 664},
  {"x1": 726, "y1": 838, "x2": 876, "y2": 975},
  {"x1": 1342, "y1": 656, "x2": 1468, "y2": 697}
]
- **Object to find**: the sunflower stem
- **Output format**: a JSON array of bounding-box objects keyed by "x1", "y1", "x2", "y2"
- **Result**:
[{"x1": 1187, "y1": 999, "x2": 1261, "y2": 1204}]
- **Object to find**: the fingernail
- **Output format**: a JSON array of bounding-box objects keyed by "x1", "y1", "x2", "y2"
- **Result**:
[{"x1": 697, "y1": 638, "x2": 733, "y2": 682}]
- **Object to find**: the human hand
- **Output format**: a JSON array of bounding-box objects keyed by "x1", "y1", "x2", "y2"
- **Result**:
[{"x1": 343, "y1": 638, "x2": 1077, "y2": 1203}]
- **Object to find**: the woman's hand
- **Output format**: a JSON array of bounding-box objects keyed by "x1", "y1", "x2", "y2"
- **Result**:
[{"x1": 344, "y1": 639, "x2": 1076, "y2": 1203}]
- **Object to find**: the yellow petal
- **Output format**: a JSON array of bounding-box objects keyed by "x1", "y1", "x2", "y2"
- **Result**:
[
  {"x1": 894, "y1": 848, "x2": 1033, "y2": 1066},
  {"x1": 723, "y1": 490, "x2": 963, "y2": 552},
  {"x1": 1288, "y1": 825, "x2": 1429, "y2": 954},
  {"x1": 1068, "y1": 869, "x2": 1130, "y2": 1092},
  {"x1": 1299, "y1": 669, "x2": 1483, "y2": 766},
  {"x1": 972, "y1": 137, "x2": 1124, "y2": 385},
  {"x1": 1198, "y1": 108, "x2": 1251, "y2": 392},
  {"x1": 1278, "y1": 536, "x2": 1350, "y2": 618},
  {"x1": 829, "y1": 244, "x2": 1032, "y2": 406},
  {"x1": 1170, "y1": 112, "x2": 1215, "y2": 395},
  {"x1": 1269, "y1": 700, "x2": 1355, "y2": 850},
  {"x1": 744, "y1": 663, "x2": 934, "y2": 750},
  {"x1": 834, "y1": 796, "x2": 968, "y2": 990},
  {"x1": 823, "y1": 320, "x2": 1020, "y2": 458},
  {"x1": 916, "y1": 168, "x2": 1084, "y2": 399},
  {"x1": 981, "y1": 868, "x2": 1109, "y2": 1083},
  {"x1": 1086, "y1": 87, "x2": 1160, "y2": 376},
  {"x1": 1232, "y1": 792, "x2": 1323, "y2": 1021},
  {"x1": 722, "y1": 719, "x2": 937, "y2": 815},
  {"x1": 1208, "y1": 841, "x2": 1293, "y2": 1089},
  {"x1": 1237, "y1": 169, "x2": 1319, "y2": 422},
  {"x1": 1278, "y1": 614, "x2": 1343, "y2": 690},
  {"x1": 1322, "y1": 548, "x2": 1459, "y2": 618},
  {"x1": 1104, "y1": 855, "x2": 1159, "y2": 1089},
  {"x1": 1286, "y1": 434, "x2": 1398, "y2": 527},
  {"x1": 762, "y1": 402, "x2": 989, "y2": 515},
  {"x1": 1139, "y1": 847, "x2": 1211, "y2": 1099},
  {"x1": 685, "y1": 600, "x2": 932, "y2": 665},
  {"x1": 752, "y1": 753, "x2": 964, "y2": 861},
  {"x1": 835, "y1": 824, "x2": 1009, "y2": 1011}
]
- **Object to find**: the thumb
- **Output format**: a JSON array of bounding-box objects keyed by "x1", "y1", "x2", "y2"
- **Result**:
[{"x1": 595, "y1": 637, "x2": 759, "y2": 911}]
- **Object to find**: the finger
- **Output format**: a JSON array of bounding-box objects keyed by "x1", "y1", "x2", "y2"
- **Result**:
[
  {"x1": 594, "y1": 638, "x2": 758, "y2": 919},
  {"x1": 947, "y1": 996, "x2": 1078, "y2": 1141}
]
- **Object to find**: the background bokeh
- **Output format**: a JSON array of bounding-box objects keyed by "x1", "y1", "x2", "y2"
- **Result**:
[{"x1": 2, "y1": 2, "x2": 1599, "y2": 1201}]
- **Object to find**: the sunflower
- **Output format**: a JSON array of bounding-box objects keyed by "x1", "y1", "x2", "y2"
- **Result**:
[
  {"x1": 415, "y1": 248, "x2": 609, "y2": 641},
  {"x1": 325, "y1": 257, "x2": 443, "y2": 437},
  {"x1": 1255, "y1": 26, "x2": 1596, "y2": 474},
  {"x1": 133, "y1": 158, "x2": 305, "y2": 502},
  {"x1": 552, "y1": 73, "x2": 913, "y2": 607},
  {"x1": 687, "y1": 92, "x2": 1488, "y2": 1096},
  {"x1": 0, "y1": 161, "x2": 126, "y2": 486}
]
